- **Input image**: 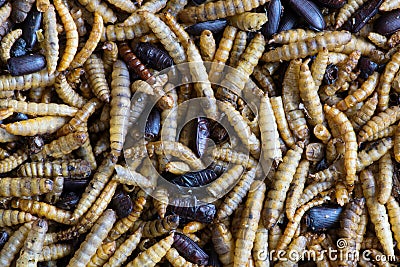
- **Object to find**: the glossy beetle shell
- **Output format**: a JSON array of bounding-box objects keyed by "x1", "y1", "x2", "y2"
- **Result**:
[
  {"x1": 7, "y1": 54, "x2": 46, "y2": 76},
  {"x1": 288, "y1": 0, "x2": 325, "y2": 31}
]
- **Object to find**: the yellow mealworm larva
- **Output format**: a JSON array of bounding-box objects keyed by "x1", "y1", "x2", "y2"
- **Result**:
[
  {"x1": 123, "y1": 0, "x2": 167, "y2": 26},
  {"x1": 0, "y1": 149, "x2": 28, "y2": 173},
  {"x1": 84, "y1": 54, "x2": 111, "y2": 103},
  {"x1": 207, "y1": 164, "x2": 244, "y2": 198},
  {"x1": 368, "y1": 32, "x2": 389, "y2": 50},
  {"x1": 335, "y1": 0, "x2": 368, "y2": 29},
  {"x1": 358, "y1": 106, "x2": 400, "y2": 144},
  {"x1": 183, "y1": 221, "x2": 206, "y2": 234},
  {"x1": 66, "y1": 210, "x2": 116, "y2": 267},
  {"x1": 113, "y1": 164, "x2": 153, "y2": 188},
  {"x1": 282, "y1": 59, "x2": 309, "y2": 140},
  {"x1": 10, "y1": 199, "x2": 73, "y2": 225},
  {"x1": 54, "y1": 0, "x2": 78, "y2": 72},
  {"x1": 351, "y1": 92, "x2": 378, "y2": 132},
  {"x1": 55, "y1": 73, "x2": 87, "y2": 108},
  {"x1": 262, "y1": 31, "x2": 351, "y2": 62},
  {"x1": 30, "y1": 131, "x2": 87, "y2": 161},
  {"x1": 132, "y1": 215, "x2": 179, "y2": 238},
  {"x1": 126, "y1": 233, "x2": 174, "y2": 267},
  {"x1": 16, "y1": 219, "x2": 47, "y2": 267},
  {"x1": 376, "y1": 152, "x2": 393, "y2": 205},
  {"x1": 324, "y1": 105, "x2": 357, "y2": 190},
  {"x1": 262, "y1": 144, "x2": 303, "y2": 229},
  {"x1": 0, "y1": 222, "x2": 32, "y2": 266},
  {"x1": 228, "y1": 12, "x2": 268, "y2": 32},
  {"x1": 378, "y1": 50, "x2": 400, "y2": 111},
  {"x1": 178, "y1": 0, "x2": 267, "y2": 23},
  {"x1": 229, "y1": 30, "x2": 247, "y2": 68},
  {"x1": 268, "y1": 29, "x2": 318, "y2": 44},
  {"x1": 77, "y1": 0, "x2": 116, "y2": 23},
  {"x1": 0, "y1": 29, "x2": 22, "y2": 63},
  {"x1": 44, "y1": 176, "x2": 64, "y2": 204},
  {"x1": 335, "y1": 181, "x2": 349, "y2": 206},
  {"x1": 212, "y1": 222, "x2": 235, "y2": 266},
  {"x1": 165, "y1": 247, "x2": 198, "y2": 267},
  {"x1": 199, "y1": 30, "x2": 216, "y2": 62},
  {"x1": 395, "y1": 122, "x2": 400, "y2": 163},
  {"x1": 0, "y1": 178, "x2": 52, "y2": 197},
  {"x1": 270, "y1": 96, "x2": 295, "y2": 148},
  {"x1": 71, "y1": 157, "x2": 115, "y2": 221},
  {"x1": 87, "y1": 241, "x2": 116, "y2": 267},
  {"x1": 360, "y1": 169, "x2": 395, "y2": 256},
  {"x1": 286, "y1": 160, "x2": 309, "y2": 221},
  {"x1": 101, "y1": 22, "x2": 149, "y2": 42},
  {"x1": 234, "y1": 181, "x2": 266, "y2": 267},
  {"x1": 36, "y1": 0, "x2": 50, "y2": 12},
  {"x1": 106, "y1": 0, "x2": 137, "y2": 13},
  {"x1": 0, "y1": 209, "x2": 36, "y2": 227},
  {"x1": 1, "y1": 116, "x2": 68, "y2": 136},
  {"x1": 70, "y1": 12, "x2": 103, "y2": 69},
  {"x1": 299, "y1": 59, "x2": 324, "y2": 126},
  {"x1": 356, "y1": 137, "x2": 394, "y2": 172},
  {"x1": 0, "y1": 147, "x2": 9, "y2": 160},
  {"x1": 0, "y1": 71, "x2": 55, "y2": 93},
  {"x1": 110, "y1": 60, "x2": 131, "y2": 162},
  {"x1": 209, "y1": 25, "x2": 238, "y2": 83},
  {"x1": 38, "y1": 243, "x2": 73, "y2": 262},
  {"x1": 337, "y1": 72, "x2": 379, "y2": 111},
  {"x1": 162, "y1": 0, "x2": 188, "y2": 17},
  {"x1": 275, "y1": 235, "x2": 308, "y2": 267},
  {"x1": 380, "y1": 0, "x2": 400, "y2": 11},
  {"x1": 386, "y1": 196, "x2": 400, "y2": 251},
  {"x1": 311, "y1": 47, "x2": 329, "y2": 89},
  {"x1": 0, "y1": 99, "x2": 75, "y2": 117},
  {"x1": 103, "y1": 227, "x2": 143, "y2": 267},
  {"x1": 102, "y1": 41, "x2": 118, "y2": 76},
  {"x1": 260, "y1": 94, "x2": 282, "y2": 164},
  {"x1": 153, "y1": 187, "x2": 168, "y2": 219},
  {"x1": 298, "y1": 181, "x2": 335, "y2": 207},
  {"x1": 276, "y1": 196, "x2": 330, "y2": 252}
]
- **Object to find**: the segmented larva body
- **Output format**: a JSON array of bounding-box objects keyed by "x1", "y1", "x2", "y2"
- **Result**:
[
  {"x1": 18, "y1": 159, "x2": 91, "y2": 178},
  {"x1": 298, "y1": 181, "x2": 335, "y2": 207},
  {"x1": 70, "y1": 12, "x2": 103, "y2": 69},
  {"x1": 10, "y1": 199, "x2": 73, "y2": 225},
  {"x1": 179, "y1": 0, "x2": 267, "y2": 23},
  {"x1": 0, "y1": 100, "x2": 76, "y2": 117},
  {"x1": 16, "y1": 219, "x2": 48, "y2": 267},
  {"x1": 210, "y1": 147, "x2": 258, "y2": 170},
  {"x1": 358, "y1": 106, "x2": 400, "y2": 144},
  {"x1": 270, "y1": 96, "x2": 295, "y2": 148},
  {"x1": 207, "y1": 164, "x2": 244, "y2": 198},
  {"x1": 263, "y1": 144, "x2": 303, "y2": 229},
  {"x1": 276, "y1": 235, "x2": 308, "y2": 267},
  {"x1": 54, "y1": 0, "x2": 78, "y2": 72},
  {"x1": 0, "y1": 222, "x2": 32, "y2": 266},
  {"x1": 356, "y1": 137, "x2": 393, "y2": 172},
  {"x1": 43, "y1": 4, "x2": 58, "y2": 74},
  {"x1": 126, "y1": 233, "x2": 174, "y2": 266},
  {"x1": 153, "y1": 187, "x2": 168, "y2": 219},
  {"x1": 133, "y1": 215, "x2": 179, "y2": 238},
  {"x1": 0, "y1": 69, "x2": 56, "y2": 92},
  {"x1": 311, "y1": 47, "x2": 329, "y2": 89},
  {"x1": 269, "y1": 29, "x2": 319, "y2": 44},
  {"x1": 335, "y1": 0, "x2": 368, "y2": 29},
  {"x1": 103, "y1": 227, "x2": 143, "y2": 267},
  {"x1": 0, "y1": 149, "x2": 28, "y2": 174},
  {"x1": 386, "y1": 196, "x2": 400, "y2": 250},
  {"x1": 1, "y1": 116, "x2": 68, "y2": 136},
  {"x1": 102, "y1": 41, "x2": 118, "y2": 76},
  {"x1": 165, "y1": 247, "x2": 198, "y2": 267},
  {"x1": 217, "y1": 168, "x2": 256, "y2": 220},
  {"x1": 332, "y1": 35, "x2": 384, "y2": 63},
  {"x1": 209, "y1": 26, "x2": 238, "y2": 83},
  {"x1": 71, "y1": 157, "x2": 115, "y2": 221},
  {"x1": 199, "y1": 29, "x2": 216, "y2": 62},
  {"x1": 38, "y1": 243, "x2": 73, "y2": 262},
  {"x1": 109, "y1": 60, "x2": 131, "y2": 162},
  {"x1": 299, "y1": 59, "x2": 324, "y2": 126},
  {"x1": 0, "y1": 29, "x2": 22, "y2": 63},
  {"x1": 107, "y1": 0, "x2": 137, "y2": 13},
  {"x1": 0, "y1": 209, "x2": 36, "y2": 227},
  {"x1": 55, "y1": 73, "x2": 87, "y2": 108},
  {"x1": 84, "y1": 54, "x2": 110, "y2": 103},
  {"x1": 378, "y1": 50, "x2": 400, "y2": 111},
  {"x1": 70, "y1": 7, "x2": 87, "y2": 37},
  {"x1": 351, "y1": 92, "x2": 378, "y2": 132},
  {"x1": 360, "y1": 169, "x2": 395, "y2": 257},
  {"x1": 282, "y1": 59, "x2": 309, "y2": 140},
  {"x1": 123, "y1": 0, "x2": 167, "y2": 26},
  {"x1": 368, "y1": 32, "x2": 389, "y2": 50},
  {"x1": 228, "y1": 12, "x2": 268, "y2": 32},
  {"x1": 0, "y1": 3, "x2": 11, "y2": 27},
  {"x1": 212, "y1": 222, "x2": 235, "y2": 266},
  {"x1": 101, "y1": 23, "x2": 149, "y2": 42},
  {"x1": 87, "y1": 241, "x2": 116, "y2": 267},
  {"x1": 66, "y1": 210, "x2": 116, "y2": 267},
  {"x1": 380, "y1": 0, "x2": 400, "y2": 11},
  {"x1": 324, "y1": 105, "x2": 357, "y2": 190},
  {"x1": 0, "y1": 178, "x2": 52, "y2": 197},
  {"x1": 337, "y1": 72, "x2": 379, "y2": 111},
  {"x1": 261, "y1": 31, "x2": 352, "y2": 62},
  {"x1": 286, "y1": 160, "x2": 309, "y2": 221},
  {"x1": 234, "y1": 181, "x2": 266, "y2": 267},
  {"x1": 77, "y1": 0, "x2": 117, "y2": 23},
  {"x1": 377, "y1": 152, "x2": 393, "y2": 205}
]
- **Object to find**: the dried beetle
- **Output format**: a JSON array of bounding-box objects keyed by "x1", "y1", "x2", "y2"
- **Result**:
[
  {"x1": 314, "y1": 0, "x2": 346, "y2": 8},
  {"x1": 341, "y1": 0, "x2": 383, "y2": 33},
  {"x1": 7, "y1": 54, "x2": 46, "y2": 76},
  {"x1": 167, "y1": 197, "x2": 216, "y2": 223},
  {"x1": 111, "y1": 187, "x2": 133, "y2": 218},
  {"x1": 185, "y1": 19, "x2": 227, "y2": 35},
  {"x1": 173, "y1": 232, "x2": 209, "y2": 265},
  {"x1": 288, "y1": 0, "x2": 325, "y2": 31},
  {"x1": 133, "y1": 42, "x2": 174, "y2": 71},
  {"x1": 22, "y1": 7, "x2": 42, "y2": 50},
  {"x1": 306, "y1": 205, "x2": 343, "y2": 231},
  {"x1": 170, "y1": 169, "x2": 218, "y2": 187},
  {"x1": 10, "y1": 38, "x2": 27, "y2": 58},
  {"x1": 262, "y1": 0, "x2": 282, "y2": 38},
  {"x1": 374, "y1": 9, "x2": 400, "y2": 36},
  {"x1": 145, "y1": 108, "x2": 161, "y2": 142}
]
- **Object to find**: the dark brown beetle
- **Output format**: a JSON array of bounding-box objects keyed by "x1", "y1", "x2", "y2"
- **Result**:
[
  {"x1": 278, "y1": 7, "x2": 298, "y2": 32},
  {"x1": 167, "y1": 197, "x2": 216, "y2": 223},
  {"x1": 288, "y1": 0, "x2": 325, "y2": 31},
  {"x1": 194, "y1": 117, "x2": 210, "y2": 158},
  {"x1": 210, "y1": 121, "x2": 228, "y2": 145},
  {"x1": 22, "y1": 7, "x2": 42, "y2": 50},
  {"x1": 205, "y1": 247, "x2": 222, "y2": 267},
  {"x1": 305, "y1": 205, "x2": 343, "y2": 232},
  {"x1": 262, "y1": 0, "x2": 282, "y2": 38},
  {"x1": 111, "y1": 187, "x2": 133, "y2": 218},
  {"x1": 10, "y1": 38, "x2": 28, "y2": 58},
  {"x1": 170, "y1": 169, "x2": 218, "y2": 187},
  {"x1": 185, "y1": 19, "x2": 227, "y2": 35},
  {"x1": 374, "y1": 9, "x2": 400, "y2": 36},
  {"x1": 55, "y1": 192, "x2": 80, "y2": 210},
  {"x1": 7, "y1": 54, "x2": 46, "y2": 76},
  {"x1": 145, "y1": 108, "x2": 161, "y2": 142},
  {"x1": 0, "y1": 230, "x2": 9, "y2": 250},
  {"x1": 63, "y1": 178, "x2": 90, "y2": 192},
  {"x1": 313, "y1": 0, "x2": 346, "y2": 8},
  {"x1": 133, "y1": 42, "x2": 174, "y2": 71},
  {"x1": 173, "y1": 232, "x2": 209, "y2": 265},
  {"x1": 11, "y1": 0, "x2": 36, "y2": 23},
  {"x1": 341, "y1": 0, "x2": 383, "y2": 33},
  {"x1": 358, "y1": 57, "x2": 378, "y2": 79},
  {"x1": 323, "y1": 64, "x2": 338, "y2": 85},
  {"x1": 118, "y1": 42, "x2": 155, "y2": 84}
]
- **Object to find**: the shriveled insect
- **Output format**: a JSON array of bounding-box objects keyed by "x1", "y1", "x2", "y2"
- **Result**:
[
  {"x1": 206, "y1": 164, "x2": 244, "y2": 198},
  {"x1": 173, "y1": 232, "x2": 209, "y2": 265},
  {"x1": 167, "y1": 197, "x2": 216, "y2": 223},
  {"x1": 228, "y1": 12, "x2": 267, "y2": 32},
  {"x1": 11, "y1": 0, "x2": 35, "y2": 23},
  {"x1": 43, "y1": 4, "x2": 59, "y2": 75},
  {"x1": 0, "y1": 29, "x2": 22, "y2": 63},
  {"x1": 84, "y1": 54, "x2": 110, "y2": 103},
  {"x1": 335, "y1": 0, "x2": 369, "y2": 29},
  {"x1": 76, "y1": 0, "x2": 117, "y2": 23}
]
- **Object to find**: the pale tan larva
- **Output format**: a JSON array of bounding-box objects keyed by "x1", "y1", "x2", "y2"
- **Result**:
[
  {"x1": 77, "y1": 0, "x2": 117, "y2": 23},
  {"x1": 270, "y1": 96, "x2": 295, "y2": 148},
  {"x1": 0, "y1": 209, "x2": 36, "y2": 227},
  {"x1": 212, "y1": 222, "x2": 235, "y2": 266},
  {"x1": 84, "y1": 54, "x2": 111, "y2": 103},
  {"x1": 43, "y1": 4, "x2": 59, "y2": 74},
  {"x1": 0, "y1": 29, "x2": 22, "y2": 63},
  {"x1": 228, "y1": 12, "x2": 268, "y2": 32},
  {"x1": 199, "y1": 30, "x2": 216, "y2": 62},
  {"x1": 0, "y1": 222, "x2": 33, "y2": 266},
  {"x1": 380, "y1": 0, "x2": 400, "y2": 11},
  {"x1": 38, "y1": 243, "x2": 73, "y2": 262},
  {"x1": 377, "y1": 50, "x2": 400, "y2": 111},
  {"x1": 335, "y1": 0, "x2": 368, "y2": 29}
]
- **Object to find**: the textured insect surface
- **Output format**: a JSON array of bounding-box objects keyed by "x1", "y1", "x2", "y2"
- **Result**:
[
  {"x1": 360, "y1": 169, "x2": 395, "y2": 256},
  {"x1": 0, "y1": 178, "x2": 52, "y2": 197},
  {"x1": 0, "y1": 209, "x2": 36, "y2": 227},
  {"x1": 16, "y1": 219, "x2": 47, "y2": 267},
  {"x1": 43, "y1": 4, "x2": 59, "y2": 74},
  {"x1": 378, "y1": 50, "x2": 400, "y2": 111},
  {"x1": 199, "y1": 30, "x2": 216, "y2": 62},
  {"x1": 306, "y1": 205, "x2": 342, "y2": 232},
  {"x1": 133, "y1": 42, "x2": 174, "y2": 71},
  {"x1": 1, "y1": 116, "x2": 68, "y2": 136},
  {"x1": 228, "y1": 12, "x2": 267, "y2": 32},
  {"x1": 84, "y1": 54, "x2": 110, "y2": 103},
  {"x1": 167, "y1": 197, "x2": 216, "y2": 223},
  {"x1": 286, "y1": 160, "x2": 309, "y2": 221},
  {"x1": 77, "y1": 0, "x2": 116, "y2": 23},
  {"x1": 11, "y1": 0, "x2": 35, "y2": 23},
  {"x1": 173, "y1": 232, "x2": 209, "y2": 265},
  {"x1": 38, "y1": 243, "x2": 73, "y2": 262},
  {"x1": 263, "y1": 143, "x2": 303, "y2": 229},
  {"x1": 0, "y1": 222, "x2": 32, "y2": 266},
  {"x1": 0, "y1": 29, "x2": 22, "y2": 63},
  {"x1": 55, "y1": 73, "x2": 87, "y2": 108}
]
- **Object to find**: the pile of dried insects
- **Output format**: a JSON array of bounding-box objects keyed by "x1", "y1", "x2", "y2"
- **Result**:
[{"x1": 0, "y1": 0, "x2": 399, "y2": 266}]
